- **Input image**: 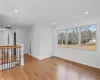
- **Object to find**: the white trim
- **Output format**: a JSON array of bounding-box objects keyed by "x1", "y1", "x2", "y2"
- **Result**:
[
  {"x1": 37, "y1": 56, "x2": 52, "y2": 60},
  {"x1": 27, "y1": 53, "x2": 32, "y2": 56},
  {"x1": 96, "y1": 22, "x2": 99, "y2": 52},
  {"x1": 54, "y1": 55, "x2": 100, "y2": 69},
  {"x1": 27, "y1": 54, "x2": 52, "y2": 60}
]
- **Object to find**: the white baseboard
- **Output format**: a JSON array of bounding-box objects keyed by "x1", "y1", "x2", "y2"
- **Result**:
[
  {"x1": 38, "y1": 56, "x2": 52, "y2": 60},
  {"x1": 27, "y1": 53, "x2": 32, "y2": 56},
  {"x1": 28, "y1": 55, "x2": 40, "y2": 60},
  {"x1": 27, "y1": 54, "x2": 53, "y2": 60}
]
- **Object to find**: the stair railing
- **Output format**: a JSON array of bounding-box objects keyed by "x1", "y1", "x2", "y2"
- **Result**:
[{"x1": 0, "y1": 44, "x2": 24, "y2": 71}]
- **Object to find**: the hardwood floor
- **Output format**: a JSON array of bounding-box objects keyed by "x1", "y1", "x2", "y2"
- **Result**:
[{"x1": 0, "y1": 55, "x2": 100, "y2": 80}]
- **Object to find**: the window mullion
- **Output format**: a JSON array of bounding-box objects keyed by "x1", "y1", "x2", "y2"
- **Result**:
[
  {"x1": 66, "y1": 29, "x2": 68, "y2": 48},
  {"x1": 78, "y1": 27, "x2": 81, "y2": 49}
]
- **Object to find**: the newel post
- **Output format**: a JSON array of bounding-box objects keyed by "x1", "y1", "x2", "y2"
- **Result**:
[{"x1": 20, "y1": 44, "x2": 24, "y2": 66}]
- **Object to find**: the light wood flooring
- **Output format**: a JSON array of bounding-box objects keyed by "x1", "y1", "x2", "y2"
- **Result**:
[{"x1": 0, "y1": 55, "x2": 100, "y2": 80}]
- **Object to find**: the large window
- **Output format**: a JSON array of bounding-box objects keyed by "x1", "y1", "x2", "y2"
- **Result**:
[
  {"x1": 67, "y1": 28, "x2": 78, "y2": 48},
  {"x1": 57, "y1": 24, "x2": 97, "y2": 51},
  {"x1": 81, "y1": 24, "x2": 96, "y2": 51},
  {"x1": 57, "y1": 30, "x2": 66, "y2": 48}
]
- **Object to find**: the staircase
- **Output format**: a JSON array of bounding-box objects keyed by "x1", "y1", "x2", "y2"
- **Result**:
[{"x1": 0, "y1": 44, "x2": 24, "y2": 71}]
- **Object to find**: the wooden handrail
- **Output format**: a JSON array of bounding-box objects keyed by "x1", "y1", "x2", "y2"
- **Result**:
[{"x1": 0, "y1": 45, "x2": 20, "y2": 49}]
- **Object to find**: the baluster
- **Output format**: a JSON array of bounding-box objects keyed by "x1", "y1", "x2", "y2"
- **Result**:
[
  {"x1": 13, "y1": 48, "x2": 15, "y2": 67},
  {"x1": 7, "y1": 48, "x2": 8, "y2": 69},
  {"x1": 21, "y1": 44, "x2": 24, "y2": 66},
  {"x1": 17, "y1": 47, "x2": 19, "y2": 65},
  {"x1": 9, "y1": 48, "x2": 11, "y2": 69},
  {"x1": 11, "y1": 48, "x2": 12, "y2": 68},
  {"x1": 16, "y1": 47, "x2": 17, "y2": 65},
  {"x1": 19, "y1": 47, "x2": 21, "y2": 66},
  {"x1": 4, "y1": 49, "x2": 5, "y2": 70},
  {"x1": 12, "y1": 48, "x2": 14, "y2": 67},
  {"x1": 2, "y1": 49, "x2": 3, "y2": 71}
]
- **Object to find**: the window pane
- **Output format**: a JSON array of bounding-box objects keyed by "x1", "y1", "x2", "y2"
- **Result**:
[
  {"x1": 57, "y1": 30, "x2": 66, "y2": 48},
  {"x1": 67, "y1": 28, "x2": 78, "y2": 48},
  {"x1": 81, "y1": 24, "x2": 96, "y2": 51}
]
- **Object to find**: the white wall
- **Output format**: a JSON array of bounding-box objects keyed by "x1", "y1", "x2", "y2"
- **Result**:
[
  {"x1": 16, "y1": 27, "x2": 30, "y2": 54},
  {"x1": 0, "y1": 26, "x2": 30, "y2": 54},
  {"x1": 30, "y1": 24, "x2": 54, "y2": 60},
  {"x1": 0, "y1": 30, "x2": 5, "y2": 46},
  {"x1": 39, "y1": 25, "x2": 53, "y2": 59},
  {"x1": 29, "y1": 26, "x2": 40, "y2": 58},
  {"x1": 9, "y1": 31, "x2": 14, "y2": 45},
  {"x1": 54, "y1": 17, "x2": 100, "y2": 69},
  {"x1": 0, "y1": 29, "x2": 15, "y2": 46},
  {"x1": 28, "y1": 27, "x2": 32, "y2": 54}
]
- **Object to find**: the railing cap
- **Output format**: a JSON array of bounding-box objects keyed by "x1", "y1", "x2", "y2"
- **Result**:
[{"x1": 0, "y1": 45, "x2": 20, "y2": 49}]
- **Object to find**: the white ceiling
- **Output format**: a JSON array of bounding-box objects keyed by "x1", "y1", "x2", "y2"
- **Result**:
[{"x1": 0, "y1": 0, "x2": 100, "y2": 26}]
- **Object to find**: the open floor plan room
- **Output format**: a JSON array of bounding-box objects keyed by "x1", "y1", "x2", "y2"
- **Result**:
[{"x1": 0, "y1": 0, "x2": 100, "y2": 80}]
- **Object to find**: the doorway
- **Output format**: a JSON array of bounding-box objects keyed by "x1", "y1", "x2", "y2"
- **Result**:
[{"x1": 14, "y1": 32, "x2": 16, "y2": 55}]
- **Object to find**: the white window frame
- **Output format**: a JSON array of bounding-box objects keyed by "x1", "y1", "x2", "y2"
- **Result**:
[
  {"x1": 57, "y1": 24, "x2": 97, "y2": 52},
  {"x1": 57, "y1": 29, "x2": 67, "y2": 48},
  {"x1": 80, "y1": 24, "x2": 97, "y2": 52},
  {"x1": 67, "y1": 27, "x2": 79, "y2": 49}
]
